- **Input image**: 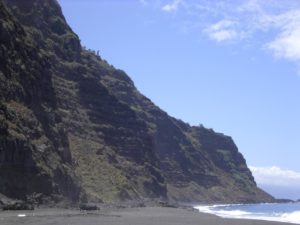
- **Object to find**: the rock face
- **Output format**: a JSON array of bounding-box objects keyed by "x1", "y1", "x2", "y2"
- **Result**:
[{"x1": 0, "y1": 0, "x2": 274, "y2": 204}]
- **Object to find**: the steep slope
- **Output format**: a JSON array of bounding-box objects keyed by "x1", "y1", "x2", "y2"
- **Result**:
[
  {"x1": 0, "y1": 0, "x2": 274, "y2": 204},
  {"x1": 0, "y1": 0, "x2": 81, "y2": 203},
  {"x1": 98, "y1": 60, "x2": 272, "y2": 203},
  {"x1": 1, "y1": 0, "x2": 166, "y2": 203}
]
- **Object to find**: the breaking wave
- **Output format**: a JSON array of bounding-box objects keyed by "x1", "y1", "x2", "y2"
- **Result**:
[{"x1": 195, "y1": 203, "x2": 300, "y2": 224}]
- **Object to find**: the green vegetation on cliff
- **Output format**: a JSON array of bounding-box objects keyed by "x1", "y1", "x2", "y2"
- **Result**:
[{"x1": 0, "y1": 0, "x2": 274, "y2": 204}]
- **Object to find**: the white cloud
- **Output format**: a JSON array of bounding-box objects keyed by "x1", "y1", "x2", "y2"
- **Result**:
[
  {"x1": 267, "y1": 31, "x2": 300, "y2": 61},
  {"x1": 162, "y1": 0, "x2": 183, "y2": 12},
  {"x1": 204, "y1": 19, "x2": 241, "y2": 42},
  {"x1": 154, "y1": 0, "x2": 300, "y2": 65},
  {"x1": 264, "y1": 10, "x2": 300, "y2": 61},
  {"x1": 210, "y1": 30, "x2": 237, "y2": 42},
  {"x1": 210, "y1": 20, "x2": 236, "y2": 31},
  {"x1": 201, "y1": 1, "x2": 300, "y2": 61},
  {"x1": 249, "y1": 166, "x2": 300, "y2": 187}
]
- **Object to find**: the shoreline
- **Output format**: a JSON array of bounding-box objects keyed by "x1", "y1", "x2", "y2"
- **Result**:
[
  {"x1": 194, "y1": 202, "x2": 300, "y2": 224},
  {"x1": 0, "y1": 206, "x2": 296, "y2": 225}
]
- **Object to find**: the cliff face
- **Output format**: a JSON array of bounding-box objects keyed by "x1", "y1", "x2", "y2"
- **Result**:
[
  {"x1": 0, "y1": 0, "x2": 274, "y2": 204},
  {"x1": 0, "y1": 0, "x2": 81, "y2": 203}
]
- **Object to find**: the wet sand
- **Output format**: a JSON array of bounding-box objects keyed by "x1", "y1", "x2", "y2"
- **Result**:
[{"x1": 0, "y1": 206, "x2": 295, "y2": 225}]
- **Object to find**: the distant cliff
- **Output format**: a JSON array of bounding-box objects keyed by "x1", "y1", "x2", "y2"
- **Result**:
[{"x1": 0, "y1": 0, "x2": 274, "y2": 204}]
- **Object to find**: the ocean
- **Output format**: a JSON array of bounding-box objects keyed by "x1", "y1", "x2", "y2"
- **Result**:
[{"x1": 195, "y1": 202, "x2": 300, "y2": 224}]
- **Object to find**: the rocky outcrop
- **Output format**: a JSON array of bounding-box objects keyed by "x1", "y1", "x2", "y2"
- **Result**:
[
  {"x1": 79, "y1": 203, "x2": 99, "y2": 211},
  {"x1": 2, "y1": 201, "x2": 34, "y2": 211},
  {"x1": 0, "y1": 0, "x2": 274, "y2": 204}
]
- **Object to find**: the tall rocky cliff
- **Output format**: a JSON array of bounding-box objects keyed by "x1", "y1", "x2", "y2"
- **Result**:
[{"x1": 0, "y1": 0, "x2": 274, "y2": 204}]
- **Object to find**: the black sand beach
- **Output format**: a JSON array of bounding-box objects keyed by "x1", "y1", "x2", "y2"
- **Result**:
[{"x1": 0, "y1": 207, "x2": 295, "y2": 225}]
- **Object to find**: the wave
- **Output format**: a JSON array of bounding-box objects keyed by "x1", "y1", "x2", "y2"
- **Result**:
[
  {"x1": 281, "y1": 211, "x2": 300, "y2": 224},
  {"x1": 194, "y1": 205, "x2": 300, "y2": 224}
]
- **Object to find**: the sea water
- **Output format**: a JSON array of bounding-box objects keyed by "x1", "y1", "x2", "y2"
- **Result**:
[{"x1": 195, "y1": 202, "x2": 300, "y2": 224}]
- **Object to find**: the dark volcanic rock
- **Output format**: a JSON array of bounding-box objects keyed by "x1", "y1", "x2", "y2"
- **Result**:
[
  {"x1": 79, "y1": 203, "x2": 99, "y2": 211},
  {"x1": 2, "y1": 201, "x2": 34, "y2": 211},
  {"x1": 0, "y1": 194, "x2": 34, "y2": 210},
  {"x1": 0, "y1": 0, "x2": 274, "y2": 205},
  {"x1": 0, "y1": 0, "x2": 81, "y2": 202},
  {"x1": 275, "y1": 199, "x2": 295, "y2": 203}
]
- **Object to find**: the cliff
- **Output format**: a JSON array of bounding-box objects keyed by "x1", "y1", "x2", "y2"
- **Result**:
[{"x1": 0, "y1": 0, "x2": 274, "y2": 204}]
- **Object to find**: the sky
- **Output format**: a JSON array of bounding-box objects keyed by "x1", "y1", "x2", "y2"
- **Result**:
[{"x1": 58, "y1": 0, "x2": 300, "y2": 200}]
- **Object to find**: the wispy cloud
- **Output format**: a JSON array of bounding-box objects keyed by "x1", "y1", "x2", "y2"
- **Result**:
[
  {"x1": 249, "y1": 166, "x2": 300, "y2": 187},
  {"x1": 250, "y1": 166, "x2": 300, "y2": 199},
  {"x1": 204, "y1": 19, "x2": 240, "y2": 42},
  {"x1": 147, "y1": 0, "x2": 300, "y2": 66},
  {"x1": 264, "y1": 10, "x2": 300, "y2": 61},
  {"x1": 161, "y1": 0, "x2": 184, "y2": 12},
  {"x1": 199, "y1": 1, "x2": 300, "y2": 63}
]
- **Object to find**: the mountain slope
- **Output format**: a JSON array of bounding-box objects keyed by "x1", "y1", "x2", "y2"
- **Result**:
[
  {"x1": 0, "y1": 0, "x2": 81, "y2": 203},
  {"x1": 0, "y1": 0, "x2": 274, "y2": 204}
]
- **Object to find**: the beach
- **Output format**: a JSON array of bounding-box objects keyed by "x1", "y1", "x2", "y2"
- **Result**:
[{"x1": 0, "y1": 206, "x2": 296, "y2": 225}]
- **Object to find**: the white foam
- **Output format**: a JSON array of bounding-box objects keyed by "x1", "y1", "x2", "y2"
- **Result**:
[
  {"x1": 194, "y1": 205, "x2": 213, "y2": 213},
  {"x1": 215, "y1": 209, "x2": 252, "y2": 217},
  {"x1": 17, "y1": 214, "x2": 26, "y2": 217},
  {"x1": 194, "y1": 205, "x2": 300, "y2": 224},
  {"x1": 281, "y1": 211, "x2": 300, "y2": 224}
]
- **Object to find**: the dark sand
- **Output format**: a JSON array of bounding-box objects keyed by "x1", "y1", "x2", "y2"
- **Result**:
[{"x1": 0, "y1": 207, "x2": 295, "y2": 225}]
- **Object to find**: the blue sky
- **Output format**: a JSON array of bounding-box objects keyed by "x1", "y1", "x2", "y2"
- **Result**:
[{"x1": 58, "y1": 0, "x2": 300, "y2": 199}]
